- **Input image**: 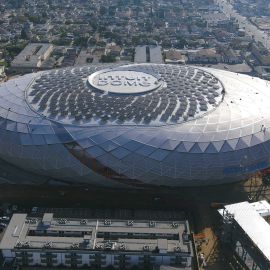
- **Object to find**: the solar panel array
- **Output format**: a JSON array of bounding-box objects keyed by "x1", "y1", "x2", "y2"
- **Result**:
[{"x1": 27, "y1": 64, "x2": 224, "y2": 126}]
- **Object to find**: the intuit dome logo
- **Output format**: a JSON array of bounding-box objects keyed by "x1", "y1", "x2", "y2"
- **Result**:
[
  {"x1": 88, "y1": 69, "x2": 162, "y2": 94},
  {"x1": 98, "y1": 74, "x2": 152, "y2": 87}
]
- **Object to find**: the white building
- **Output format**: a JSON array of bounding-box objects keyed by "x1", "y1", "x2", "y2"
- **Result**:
[
  {"x1": 0, "y1": 213, "x2": 193, "y2": 269},
  {"x1": 134, "y1": 45, "x2": 163, "y2": 63},
  {"x1": 219, "y1": 200, "x2": 270, "y2": 270}
]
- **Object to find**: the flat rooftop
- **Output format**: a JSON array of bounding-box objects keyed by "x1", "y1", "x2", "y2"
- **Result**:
[
  {"x1": 219, "y1": 200, "x2": 270, "y2": 261},
  {"x1": 134, "y1": 45, "x2": 163, "y2": 63},
  {"x1": 0, "y1": 213, "x2": 192, "y2": 254},
  {"x1": 11, "y1": 43, "x2": 53, "y2": 68}
]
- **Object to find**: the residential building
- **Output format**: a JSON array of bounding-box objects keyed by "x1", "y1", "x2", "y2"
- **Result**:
[
  {"x1": 164, "y1": 49, "x2": 186, "y2": 64},
  {"x1": 221, "y1": 48, "x2": 242, "y2": 64},
  {"x1": 251, "y1": 42, "x2": 270, "y2": 66},
  {"x1": 0, "y1": 213, "x2": 193, "y2": 269},
  {"x1": 202, "y1": 12, "x2": 229, "y2": 27},
  {"x1": 106, "y1": 44, "x2": 122, "y2": 57},
  {"x1": 188, "y1": 48, "x2": 222, "y2": 63}
]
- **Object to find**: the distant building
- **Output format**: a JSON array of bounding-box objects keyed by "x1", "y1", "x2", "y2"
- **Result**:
[
  {"x1": 22, "y1": 20, "x2": 33, "y2": 39},
  {"x1": 106, "y1": 44, "x2": 122, "y2": 57},
  {"x1": 230, "y1": 37, "x2": 252, "y2": 50},
  {"x1": 0, "y1": 213, "x2": 193, "y2": 269},
  {"x1": 202, "y1": 12, "x2": 229, "y2": 27},
  {"x1": 188, "y1": 48, "x2": 221, "y2": 64},
  {"x1": 0, "y1": 66, "x2": 6, "y2": 82},
  {"x1": 238, "y1": 29, "x2": 245, "y2": 37},
  {"x1": 164, "y1": 49, "x2": 186, "y2": 64},
  {"x1": 255, "y1": 66, "x2": 270, "y2": 80},
  {"x1": 150, "y1": 46, "x2": 163, "y2": 64},
  {"x1": 251, "y1": 42, "x2": 270, "y2": 66},
  {"x1": 120, "y1": 47, "x2": 134, "y2": 61},
  {"x1": 0, "y1": 66, "x2": 4, "y2": 74},
  {"x1": 134, "y1": 45, "x2": 147, "y2": 63},
  {"x1": 221, "y1": 48, "x2": 242, "y2": 64},
  {"x1": 213, "y1": 29, "x2": 235, "y2": 43},
  {"x1": 75, "y1": 49, "x2": 94, "y2": 66},
  {"x1": 219, "y1": 201, "x2": 270, "y2": 270},
  {"x1": 61, "y1": 47, "x2": 78, "y2": 67},
  {"x1": 11, "y1": 43, "x2": 53, "y2": 73},
  {"x1": 135, "y1": 45, "x2": 163, "y2": 63}
]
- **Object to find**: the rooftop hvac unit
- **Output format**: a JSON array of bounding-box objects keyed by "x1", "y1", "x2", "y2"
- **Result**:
[
  {"x1": 127, "y1": 220, "x2": 134, "y2": 226},
  {"x1": 222, "y1": 209, "x2": 235, "y2": 224},
  {"x1": 22, "y1": 241, "x2": 30, "y2": 248},
  {"x1": 29, "y1": 219, "x2": 37, "y2": 224},
  {"x1": 104, "y1": 219, "x2": 112, "y2": 226},
  {"x1": 172, "y1": 222, "x2": 179, "y2": 228},
  {"x1": 80, "y1": 219, "x2": 87, "y2": 225},
  {"x1": 149, "y1": 221, "x2": 156, "y2": 227},
  {"x1": 58, "y1": 218, "x2": 67, "y2": 224},
  {"x1": 95, "y1": 244, "x2": 103, "y2": 250},
  {"x1": 104, "y1": 243, "x2": 113, "y2": 250},
  {"x1": 143, "y1": 245, "x2": 150, "y2": 251},
  {"x1": 15, "y1": 242, "x2": 22, "y2": 248},
  {"x1": 44, "y1": 242, "x2": 53, "y2": 249},
  {"x1": 119, "y1": 244, "x2": 126, "y2": 250},
  {"x1": 71, "y1": 243, "x2": 80, "y2": 249}
]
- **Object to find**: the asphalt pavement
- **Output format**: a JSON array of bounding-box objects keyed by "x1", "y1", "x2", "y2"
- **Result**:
[{"x1": 215, "y1": 0, "x2": 270, "y2": 49}]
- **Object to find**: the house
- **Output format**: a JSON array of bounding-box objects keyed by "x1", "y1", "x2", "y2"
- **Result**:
[
  {"x1": 188, "y1": 48, "x2": 221, "y2": 64},
  {"x1": 165, "y1": 49, "x2": 186, "y2": 64}
]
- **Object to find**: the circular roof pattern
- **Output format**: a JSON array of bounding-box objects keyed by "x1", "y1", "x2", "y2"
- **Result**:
[
  {"x1": 1, "y1": 64, "x2": 270, "y2": 187},
  {"x1": 88, "y1": 69, "x2": 163, "y2": 94},
  {"x1": 26, "y1": 64, "x2": 224, "y2": 126}
]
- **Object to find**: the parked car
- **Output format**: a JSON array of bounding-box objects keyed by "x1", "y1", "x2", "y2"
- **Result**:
[{"x1": 0, "y1": 216, "x2": 10, "y2": 222}]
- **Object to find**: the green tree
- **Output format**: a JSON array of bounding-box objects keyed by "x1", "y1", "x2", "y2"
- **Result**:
[
  {"x1": 20, "y1": 29, "x2": 28, "y2": 40},
  {"x1": 28, "y1": 15, "x2": 44, "y2": 24},
  {"x1": 175, "y1": 38, "x2": 187, "y2": 49},
  {"x1": 100, "y1": 54, "x2": 116, "y2": 63},
  {"x1": 74, "y1": 37, "x2": 88, "y2": 47},
  {"x1": 6, "y1": 42, "x2": 27, "y2": 57},
  {"x1": 60, "y1": 31, "x2": 67, "y2": 38},
  {"x1": 99, "y1": 6, "x2": 107, "y2": 16}
]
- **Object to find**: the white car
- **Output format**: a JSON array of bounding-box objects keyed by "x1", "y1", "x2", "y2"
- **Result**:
[{"x1": 0, "y1": 216, "x2": 10, "y2": 221}]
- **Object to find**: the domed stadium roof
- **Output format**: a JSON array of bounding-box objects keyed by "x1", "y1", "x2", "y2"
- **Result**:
[
  {"x1": 26, "y1": 64, "x2": 224, "y2": 126},
  {"x1": 0, "y1": 63, "x2": 270, "y2": 187}
]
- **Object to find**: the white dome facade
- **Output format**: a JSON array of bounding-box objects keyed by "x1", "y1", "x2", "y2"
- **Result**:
[{"x1": 0, "y1": 63, "x2": 270, "y2": 187}]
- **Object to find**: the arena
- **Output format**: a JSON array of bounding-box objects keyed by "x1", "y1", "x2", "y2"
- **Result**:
[{"x1": 0, "y1": 63, "x2": 270, "y2": 188}]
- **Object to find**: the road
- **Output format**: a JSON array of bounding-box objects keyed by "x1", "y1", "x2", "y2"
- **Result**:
[{"x1": 215, "y1": 0, "x2": 270, "y2": 50}]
